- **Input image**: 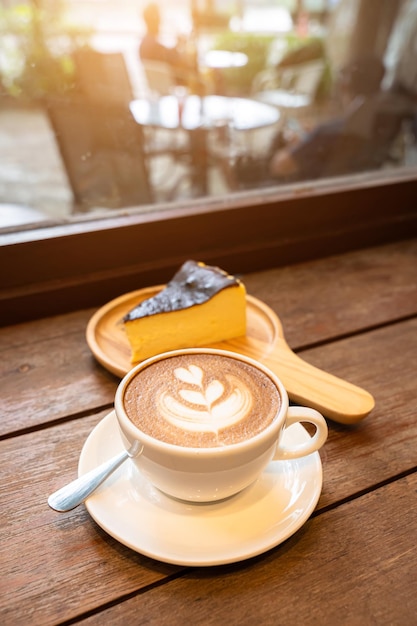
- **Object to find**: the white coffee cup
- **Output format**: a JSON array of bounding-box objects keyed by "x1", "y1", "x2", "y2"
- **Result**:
[{"x1": 115, "y1": 348, "x2": 328, "y2": 502}]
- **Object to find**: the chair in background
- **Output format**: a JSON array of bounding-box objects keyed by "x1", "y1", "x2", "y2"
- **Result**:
[
  {"x1": 46, "y1": 97, "x2": 153, "y2": 211},
  {"x1": 138, "y1": 60, "x2": 196, "y2": 199},
  {"x1": 341, "y1": 92, "x2": 417, "y2": 170},
  {"x1": 252, "y1": 59, "x2": 326, "y2": 125},
  {"x1": 72, "y1": 48, "x2": 135, "y2": 107},
  {"x1": 140, "y1": 57, "x2": 204, "y2": 96},
  {"x1": 141, "y1": 60, "x2": 182, "y2": 98}
]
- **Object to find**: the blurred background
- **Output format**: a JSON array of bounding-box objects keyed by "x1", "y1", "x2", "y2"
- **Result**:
[{"x1": 1, "y1": 0, "x2": 416, "y2": 229}]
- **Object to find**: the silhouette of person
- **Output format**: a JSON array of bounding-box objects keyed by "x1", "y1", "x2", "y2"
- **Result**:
[
  {"x1": 269, "y1": 56, "x2": 414, "y2": 180},
  {"x1": 139, "y1": 3, "x2": 192, "y2": 80}
]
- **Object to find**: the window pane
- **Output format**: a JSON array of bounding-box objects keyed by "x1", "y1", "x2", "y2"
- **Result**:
[{"x1": 1, "y1": 0, "x2": 416, "y2": 232}]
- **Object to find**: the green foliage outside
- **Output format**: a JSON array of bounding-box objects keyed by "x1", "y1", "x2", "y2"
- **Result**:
[
  {"x1": 211, "y1": 30, "x2": 332, "y2": 99},
  {"x1": 0, "y1": 2, "x2": 90, "y2": 101},
  {"x1": 281, "y1": 33, "x2": 332, "y2": 100},
  {"x1": 211, "y1": 31, "x2": 275, "y2": 95}
]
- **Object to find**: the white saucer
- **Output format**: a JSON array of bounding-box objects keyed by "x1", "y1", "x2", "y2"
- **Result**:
[{"x1": 79, "y1": 412, "x2": 323, "y2": 567}]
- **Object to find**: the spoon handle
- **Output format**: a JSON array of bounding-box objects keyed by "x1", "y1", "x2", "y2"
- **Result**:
[{"x1": 48, "y1": 449, "x2": 129, "y2": 512}]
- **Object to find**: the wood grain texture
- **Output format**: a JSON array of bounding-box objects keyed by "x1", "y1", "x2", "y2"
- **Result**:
[
  {"x1": 243, "y1": 238, "x2": 417, "y2": 348},
  {"x1": 0, "y1": 411, "x2": 180, "y2": 626},
  {"x1": 1, "y1": 239, "x2": 417, "y2": 625},
  {"x1": 2, "y1": 172, "x2": 416, "y2": 325},
  {"x1": 1, "y1": 240, "x2": 416, "y2": 436},
  {"x1": 78, "y1": 475, "x2": 417, "y2": 626},
  {"x1": 1, "y1": 321, "x2": 416, "y2": 623},
  {"x1": 0, "y1": 311, "x2": 118, "y2": 437},
  {"x1": 86, "y1": 288, "x2": 374, "y2": 423},
  {"x1": 314, "y1": 317, "x2": 417, "y2": 506}
]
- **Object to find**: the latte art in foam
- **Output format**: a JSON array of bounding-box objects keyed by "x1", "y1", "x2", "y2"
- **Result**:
[
  {"x1": 124, "y1": 353, "x2": 281, "y2": 447},
  {"x1": 159, "y1": 365, "x2": 253, "y2": 434}
]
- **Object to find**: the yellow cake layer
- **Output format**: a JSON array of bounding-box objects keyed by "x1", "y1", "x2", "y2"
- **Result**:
[{"x1": 124, "y1": 284, "x2": 246, "y2": 363}]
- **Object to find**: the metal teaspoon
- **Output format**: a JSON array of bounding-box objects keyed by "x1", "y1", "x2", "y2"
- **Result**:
[{"x1": 48, "y1": 441, "x2": 142, "y2": 512}]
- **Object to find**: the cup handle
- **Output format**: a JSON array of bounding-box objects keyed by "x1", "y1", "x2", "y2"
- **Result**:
[{"x1": 273, "y1": 406, "x2": 328, "y2": 461}]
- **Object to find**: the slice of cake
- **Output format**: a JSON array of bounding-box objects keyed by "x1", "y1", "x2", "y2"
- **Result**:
[{"x1": 123, "y1": 260, "x2": 247, "y2": 363}]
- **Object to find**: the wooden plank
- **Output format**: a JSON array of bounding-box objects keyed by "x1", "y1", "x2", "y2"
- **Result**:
[
  {"x1": 6, "y1": 237, "x2": 415, "y2": 353},
  {"x1": 1, "y1": 318, "x2": 413, "y2": 541},
  {"x1": 0, "y1": 308, "x2": 91, "y2": 352},
  {"x1": 77, "y1": 474, "x2": 417, "y2": 626},
  {"x1": 1, "y1": 324, "x2": 416, "y2": 625},
  {"x1": 1, "y1": 240, "x2": 416, "y2": 436},
  {"x1": 244, "y1": 238, "x2": 417, "y2": 348},
  {"x1": 311, "y1": 318, "x2": 417, "y2": 505},
  {"x1": 0, "y1": 311, "x2": 118, "y2": 437},
  {"x1": 0, "y1": 411, "x2": 180, "y2": 626},
  {"x1": 1, "y1": 174, "x2": 416, "y2": 326},
  {"x1": 2, "y1": 320, "x2": 412, "y2": 508}
]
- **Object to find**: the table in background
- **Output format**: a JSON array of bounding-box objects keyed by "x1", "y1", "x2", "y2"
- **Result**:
[
  {"x1": 130, "y1": 95, "x2": 280, "y2": 194},
  {"x1": 202, "y1": 50, "x2": 248, "y2": 70},
  {"x1": 1, "y1": 238, "x2": 417, "y2": 625}
]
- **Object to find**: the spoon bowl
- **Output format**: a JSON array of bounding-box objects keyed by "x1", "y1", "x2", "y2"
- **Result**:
[{"x1": 48, "y1": 441, "x2": 142, "y2": 512}]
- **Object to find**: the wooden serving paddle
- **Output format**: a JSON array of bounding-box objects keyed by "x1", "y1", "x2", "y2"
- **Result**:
[
  {"x1": 87, "y1": 290, "x2": 375, "y2": 425},
  {"x1": 224, "y1": 328, "x2": 374, "y2": 425}
]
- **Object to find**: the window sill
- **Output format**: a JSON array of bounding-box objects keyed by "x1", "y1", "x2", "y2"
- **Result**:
[{"x1": 1, "y1": 169, "x2": 416, "y2": 326}]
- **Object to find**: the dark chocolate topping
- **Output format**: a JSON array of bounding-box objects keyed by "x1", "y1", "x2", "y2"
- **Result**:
[{"x1": 124, "y1": 260, "x2": 240, "y2": 322}]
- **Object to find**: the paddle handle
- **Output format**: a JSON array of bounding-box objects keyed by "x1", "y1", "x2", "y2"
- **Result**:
[{"x1": 260, "y1": 340, "x2": 375, "y2": 424}]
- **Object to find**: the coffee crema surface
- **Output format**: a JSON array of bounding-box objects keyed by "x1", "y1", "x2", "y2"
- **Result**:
[{"x1": 123, "y1": 354, "x2": 281, "y2": 447}]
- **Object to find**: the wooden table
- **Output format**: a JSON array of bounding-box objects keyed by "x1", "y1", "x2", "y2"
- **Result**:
[{"x1": 1, "y1": 238, "x2": 416, "y2": 625}]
